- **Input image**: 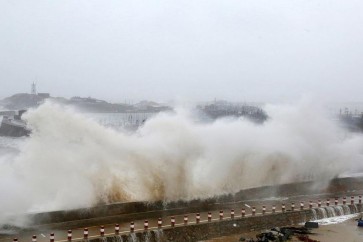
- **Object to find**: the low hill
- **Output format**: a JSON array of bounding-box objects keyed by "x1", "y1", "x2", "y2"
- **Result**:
[
  {"x1": 0, "y1": 93, "x2": 171, "y2": 113},
  {"x1": 0, "y1": 93, "x2": 44, "y2": 110}
]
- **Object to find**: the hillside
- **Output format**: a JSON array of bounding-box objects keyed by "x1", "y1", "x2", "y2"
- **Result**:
[{"x1": 0, "y1": 93, "x2": 171, "y2": 113}]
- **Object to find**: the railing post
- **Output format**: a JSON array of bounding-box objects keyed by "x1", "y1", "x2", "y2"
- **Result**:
[
  {"x1": 67, "y1": 230, "x2": 72, "y2": 241},
  {"x1": 230, "y1": 209, "x2": 235, "y2": 219},
  {"x1": 50, "y1": 233, "x2": 55, "y2": 242},
  {"x1": 184, "y1": 215, "x2": 188, "y2": 225},
  {"x1": 171, "y1": 216, "x2": 175, "y2": 227},
  {"x1": 100, "y1": 226, "x2": 105, "y2": 237},
  {"x1": 115, "y1": 224, "x2": 120, "y2": 235},
  {"x1": 130, "y1": 222, "x2": 135, "y2": 232},
  {"x1": 144, "y1": 220, "x2": 149, "y2": 230},
  {"x1": 196, "y1": 213, "x2": 200, "y2": 224},
  {"x1": 83, "y1": 228, "x2": 88, "y2": 240}
]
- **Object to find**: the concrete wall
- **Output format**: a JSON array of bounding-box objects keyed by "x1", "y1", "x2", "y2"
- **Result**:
[
  {"x1": 28, "y1": 177, "x2": 363, "y2": 227},
  {"x1": 84, "y1": 204, "x2": 362, "y2": 242}
]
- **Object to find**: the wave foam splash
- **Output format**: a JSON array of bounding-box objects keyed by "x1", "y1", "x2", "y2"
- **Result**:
[
  {"x1": 313, "y1": 214, "x2": 358, "y2": 225},
  {"x1": 1, "y1": 100, "x2": 363, "y2": 225}
]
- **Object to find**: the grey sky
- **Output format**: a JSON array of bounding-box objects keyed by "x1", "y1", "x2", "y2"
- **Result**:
[{"x1": 1, "y1": 0, "x2": 363, "y2": 103}]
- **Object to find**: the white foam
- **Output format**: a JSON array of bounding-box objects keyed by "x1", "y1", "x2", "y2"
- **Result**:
[
  {"x1": 313, "y1": 214, "x2": 358, "y2": 225},
  {"x1": 260, "y1": 196, "x2": 289, "y2": 201},
  {"x1": 1, "y1": 99, "x2": 363, "y2": 226}
]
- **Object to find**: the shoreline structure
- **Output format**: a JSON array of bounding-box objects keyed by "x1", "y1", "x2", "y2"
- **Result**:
[{"x1": 4, "y1": 177, "x2": 363, "y2": 242}]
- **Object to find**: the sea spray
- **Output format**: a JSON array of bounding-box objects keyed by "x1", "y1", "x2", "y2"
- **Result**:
[
  {"x1": 311, "y1": 209, "x2": 317, "y2": 220},
  {"x1": 1, "y1": 100, "x2": 363, "y2": 226},
  {"x1": 334, "y1": 206, "x2": 344, "y2": 216},
  {"x1": 342, "y1": 205, "x2": 351, "y2": 215},
  {"x1": 113, "y1": 235, "x2": 123, "y2": 242},
  {"x1": 153, "y1": 229, "x2": 164, "y2": 242}
]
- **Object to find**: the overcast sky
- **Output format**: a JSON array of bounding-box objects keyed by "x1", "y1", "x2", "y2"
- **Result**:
[{"x1": 0, "y1": 0, "x2": 363, "y2": 103}]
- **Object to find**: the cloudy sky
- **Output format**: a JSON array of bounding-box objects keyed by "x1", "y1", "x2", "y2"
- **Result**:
[{"x1": 0, "y1": 0, "x2": 362, "y2": 103}]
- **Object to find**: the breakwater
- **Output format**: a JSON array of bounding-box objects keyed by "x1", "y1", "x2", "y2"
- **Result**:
[
  {"x1": 26, "y1": 176, "x2": 363, "y2": 228},
  {"x1": 14, "y1": 197, "x2": 363, "y2": 242},
  {"x1": 82, "y1": 204, "x2": 363, "y2": 242}
]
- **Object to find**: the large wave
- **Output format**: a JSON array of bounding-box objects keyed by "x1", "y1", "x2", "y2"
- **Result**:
[{"x1": 1, "y1": 100, "x2": 363, "y2": 225}]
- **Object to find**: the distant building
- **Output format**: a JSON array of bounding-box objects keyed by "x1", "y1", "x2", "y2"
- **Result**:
[
  {"x1": 38, "y1": 93, "x2": 50, "y2": 98},
  {"x1": 70, "y1": 96, "x2": 106, "y2": 103}
]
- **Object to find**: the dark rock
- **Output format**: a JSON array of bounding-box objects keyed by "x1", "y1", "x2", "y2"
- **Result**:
[
  {"x1": 271, "y1": 227, "x2": 280, "y2": 233},
  {"x1": 305, "y1": 221, "x2": 319, "y2": 228}
]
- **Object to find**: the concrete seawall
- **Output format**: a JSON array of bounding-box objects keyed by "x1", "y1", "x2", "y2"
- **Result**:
[
  {"x1": 82, "y1": 204, "x2": 362, "y2": 242},
  {"x1": 26, "y1": 176, "x2": 363, "y2": 227}
]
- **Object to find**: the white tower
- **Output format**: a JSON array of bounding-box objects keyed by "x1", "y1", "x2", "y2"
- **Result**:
[{"x1": 31, "y1": 82, "x2": 37, "y2": 95}]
